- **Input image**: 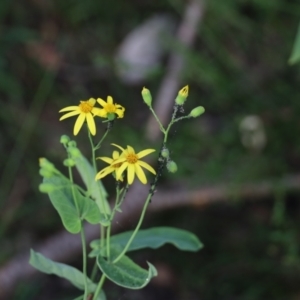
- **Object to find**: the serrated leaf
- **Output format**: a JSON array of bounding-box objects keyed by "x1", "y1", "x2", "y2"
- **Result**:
[
  {"x1": 90, "y1": 227, "x2": 203, "y2": 256},
  {"x1": 289, "y1": 22, "x2": 300, "y2": 65},
  {"x1": 29, "y1": 250, "x2": 96, "y2": 291},
  {"x1": 72, "y1": 150, "x2": 111, "y2": 215},
  {"x1": 97, "y1": 250, "x2": 157, "y2": 289}
]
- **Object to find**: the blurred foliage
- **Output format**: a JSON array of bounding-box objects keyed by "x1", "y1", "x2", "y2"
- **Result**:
[{"x1": 0, "y1": 0, "x2": 300, "y2": 299}]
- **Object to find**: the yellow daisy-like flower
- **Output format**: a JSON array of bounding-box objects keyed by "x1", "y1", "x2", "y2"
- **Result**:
[
  {"x1": 95, "y1": 150, "x2": 123, "y2": 181},
  {"x1": 59, "y1": 98, "x2": 103, "y2": 136},
  {"x1": 96, "y1": 96, "x2": 125, "y2": 119},
  {"x1": 112, "y1": 144, "x2": 156, "y2": 185}
]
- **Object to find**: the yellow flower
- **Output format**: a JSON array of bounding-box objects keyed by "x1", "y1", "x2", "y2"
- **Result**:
[
  {"x1": 95, "y1": 151, "x2": 123, "y2": 181},
  {"x1": 96, "y1": 96, "x2": 125, "y2": 120},
  {"x1": 59, "y1": 98, "x2": 103, "y2": 136},
  {"x1": 112, "y1": 144, "x2": 156, "y2": 184}
]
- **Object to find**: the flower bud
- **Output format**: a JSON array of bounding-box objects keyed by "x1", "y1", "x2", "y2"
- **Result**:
[
  {"x1": 39, "y1": 168, "x2": 53, "y2": 178},
  {"x1": 175, "y1": 85, "x2": 189, "y2": 105},
  {"x1": 141, "y1": 87, "x2": 152, "y2": 107},
  {"x1": 161, "y1": 148, "x2": 169, "y2": 158},
  {"x1": 60, "y1": 135, "x2": 70, "y2": 145},
  {"x1": 68, "y1": 140, "x2": 77, "y2": 148},
  {"x1": 63, "y1": 158, "x2": 76, "y2": 167},
  {"x1": 68, "y1": 147, "x2": 81, "y2": 158},
  {"x1": 167, "y1": 160, "x2": 178, "y2": 173},
  {"x1": 39, "y1": 183, "x2": 56, "y2": 193},
  {"x1": 189, "y1": 106, "x2": 205, "y2": 118},
  {"x1": 39, "y1": 158, "x2": 56, "y2": 172}
]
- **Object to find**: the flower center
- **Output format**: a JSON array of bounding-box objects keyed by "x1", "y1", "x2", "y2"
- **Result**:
[
  {"x1": 105, "y1": 103, "x2": 116, "y2": 113},
  {"x1": 126, "y1": 153, "x2": 138, "y2": 164},
  {"x1": 79, "y1": 101, "x2": 93, "y2": 113}
]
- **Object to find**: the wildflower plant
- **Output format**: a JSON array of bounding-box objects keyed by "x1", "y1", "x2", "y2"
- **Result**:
[{"x1": 30, "y1": 86, "x2": 205, "y2": 299}]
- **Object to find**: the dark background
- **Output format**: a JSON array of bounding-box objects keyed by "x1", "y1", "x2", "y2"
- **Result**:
[{"x1": 1, "y1": 0, "x2": 300, "y2": 299}]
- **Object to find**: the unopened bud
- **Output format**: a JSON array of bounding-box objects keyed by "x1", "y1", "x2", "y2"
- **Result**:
[
  {"x1": 39, "y1": 158, "x2": 56, "y2": 172},
  {"x1": 161, "y1": 148, "x2": 169, "y2": 158},
  {"x1": 141, "y1": 87, "x2": 152, "y2": 107},
  {"x1": 189, "y1": 106, "x2": 205, "y2": 118},
  {"x1": 60, "y1": 135, "x2": 70, "y2": 145},
  {"x1": 68, "y1": 147, "x2": 81, "y2": 158},
  {"x1": 63, "y1": 158, "x2": 76, "y2": 167},
  {"x1": 39, "y1": 183, "x2": 56, "y2": 193},
  {"x1": 39, "y1": 168, "x2": 53, "y2": 178},
  {"x1": 175, "y1": 85, "x2": 189, "y2": 105},
  {"x1": 68, "y1": 140, "x2": 77, "y2": 148},
  {"x1": 167, "y1": 160, "x2": 178, "y2": 173}
]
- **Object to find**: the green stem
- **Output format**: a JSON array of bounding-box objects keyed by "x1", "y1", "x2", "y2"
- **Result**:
[
  {"x1": 113, "y1": 192, "x2": 152, "y2": 264},
  {"x1": 149, "y1": 107, "x2": 165, "y2": 134},
  {"x1": 92, "y1": 274, "x2": 106, "y2": 300},
  {"x1": 80, "y1": 225, "x2": 89, "y2": 300},
  {"x1": 68, "y1": 166, "x2": 88, "y2": 298},
  {"x1": 88, "y1": 130, "x2": 107, "y2": 219}
]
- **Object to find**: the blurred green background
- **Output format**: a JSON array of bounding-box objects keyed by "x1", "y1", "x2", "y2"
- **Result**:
[{"x1": 1, "y1": 0, "x2": 300, "y2": 299}]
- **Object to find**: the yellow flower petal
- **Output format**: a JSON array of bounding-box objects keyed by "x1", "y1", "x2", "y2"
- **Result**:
[
  {"x1": 127, "y1": 164, "x2": 135, "y2": 184},
  {"x1": 59, "y1": 106, "x2": 80, "y2": 112},
  {"x1": 107, "y1": 96, "x2": 113, "y2": 104},
  {"x1": 137, "y1": 160, "x2": 156, "y2": 175},
  {"x1": 59, "y1": 110, "x2": 80, "y2": 121},
  {"x1": 135, "y1": 163, "x2": 147, "y2": 184},
  {"x1": 95, "y1": 166, "x2": 115, "y2": 180},
  {"x1": 112, "y1": 143, "x2": 125, "y2": 152},
  {"x1": 116, "y1": 162, "x2": 128, "y2": 180},
  {"x1": 112, "y1": 151, "x2": 119, "y2": 160},
  {"x1": 137, "y1": 149, "x2": 156, "y2": 159},
  {"x1": 74, "y1": 114, "x2": 85, "y2": 136},
  {"x1": 97, "y1": 157, "x2": 113, "y2": 164},
  {"x1": 96, "y1": 98, "x2": 107, "y2": 107},
  {"x1": 86, "y1": 113, "x2": 96, "y2": 135},
  {"x1": 87, "y1": 98, "x2": 96, "y2": 105}
]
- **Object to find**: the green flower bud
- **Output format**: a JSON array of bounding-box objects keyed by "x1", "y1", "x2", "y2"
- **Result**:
[
  {"x1": 189, "y1": 106, "x2": 205, "y2": 118},
  {"x1": 39, "y1": 158, "x2": 56, "y2": 172},
  {"x1": 63, "y1": 158, "x2": 76, "y2": 167},
  {"x1": 175, "y1": 85, "x2": 189, "y2": 105},
  {"x1": 68, "y1": 140, "x2": 77, "y2": 148},
  {"x1": 141, "y1": 87, "x2": 152, "y2": 107},
  {"x1": 39, "y1": 183, "x2": 56, "y2": 193},
  {"x1": 161, "y1": 148, "x2": 169, "y2": 158},
  {"x1": 39, "y1": 168, "x2": 53, "y2": 178},
  {"x1": 68, "y1": 147, "x2": 81, "y2": 158},
  {"x1": 167, "y1": 160, "x2": 178, "y2": 173},
  {"x1": 60, "y1": 135, "x2": 70, "y2": 145}
]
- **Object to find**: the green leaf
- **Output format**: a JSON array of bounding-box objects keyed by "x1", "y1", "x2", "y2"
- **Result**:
[
  {"x1": 43, "y1": 175, "x2": 102, "y2": 233},
  {"x1": 72, "y1": 149, "x2": 111, "y2": 215},
  {"x1": 44, "y1": 176, "x2": 81, "y2": 233},
  {"x1": 97, "y1": 250, "x2": 157, "y2": 289},
  {"x1": 289, "y1": 22, "x2": 300, "y2": 65},
  {"x1": 29, "y1": 250, "x2": 96, "y2": 291},
  {"x1": 90, "y1": 227, "x2": 203, "y2": 256}
]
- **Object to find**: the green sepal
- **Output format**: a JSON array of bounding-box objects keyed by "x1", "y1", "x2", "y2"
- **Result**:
[
  {"x1": 90, "y1": 227, "x2": 203, "y2": 257},
  {"x1": 97, "y1": 247, "x2": 157, "y2": 289}
]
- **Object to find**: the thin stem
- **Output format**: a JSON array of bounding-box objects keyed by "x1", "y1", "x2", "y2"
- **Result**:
[
  {"x1": 80, "y1": 226, "x2": 89, "y2": 300},
  {"x1": 113, "y1": 192, "x2": 152, "y2": 264},
  {"x1": 92, "y1": 274, "x2": 106, "y2": 300},
  {"x1": 95, "y1": 128, "x2": 110, "y2": 150},
  {"x1": 149, "y1": 107, "x2": 165, "y2": 134}
]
